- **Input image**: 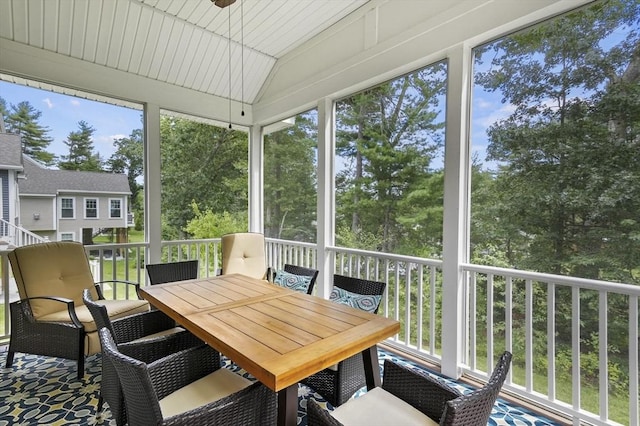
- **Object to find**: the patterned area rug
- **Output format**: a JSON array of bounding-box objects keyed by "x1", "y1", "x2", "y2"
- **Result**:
[{"x1": 0, "y1": 348, "x2": 559, "y2": 425}]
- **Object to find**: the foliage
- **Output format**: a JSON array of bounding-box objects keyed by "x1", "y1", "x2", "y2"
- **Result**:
[
  {"x1": 335, "y1": 62, "x2": 448, "y2": 255},
  {"x1": 473, "y1": 0, "x2": 640, "y2": 282},
  {"x1": 0, "y1": 98, "x2": 56, "y2": 166},
  {"x1": 58, "y1": 120, "x2": 103, "y2": 171},
  {"x1": 159, "y1": 117, "x2": 248, "y2": 238},
  {"x1": 264, "y1": 112, "x2": 318, "y2": 242},
  {"x1": 184, "y1": 202, "x2": 247, "y2": 238},
  {"x1": 106, "y1": 128, "x2": 144, "y2": 211}
]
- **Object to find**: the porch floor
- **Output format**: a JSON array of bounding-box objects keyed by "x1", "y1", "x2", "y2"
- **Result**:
[{"x1": 0, "y1": 345, "x2": 562, "y2": 425}]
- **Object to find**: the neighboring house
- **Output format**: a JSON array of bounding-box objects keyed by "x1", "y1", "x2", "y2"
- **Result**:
[
  {"x1": 19, "y1": 156, "x2": 132, "y2": 243},
  {"x1": 0, "y1": 125, "x2": 132, "y2": 245},
  {"x1": 0, "y1": 130, "x2": 24, "y2": 243}
]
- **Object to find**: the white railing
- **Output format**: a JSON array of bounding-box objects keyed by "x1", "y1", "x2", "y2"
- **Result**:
[
  {"x1": 462, "y1": 264, "x2": 639, "y2": 426},
  {"x1": 0, "y1": 218, "x2": 48, "y2": 246},
  {"x1": 1, "y1": 238, "x2": 638, "y2": 425}
]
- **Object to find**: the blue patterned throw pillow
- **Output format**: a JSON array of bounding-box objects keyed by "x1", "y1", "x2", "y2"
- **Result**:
[
  {"x1": 273, "y1": 270, "x2": 312, "y2": 293},
  {"x1": 329, "y1": 287, "x2": 381, "y2": 313}
]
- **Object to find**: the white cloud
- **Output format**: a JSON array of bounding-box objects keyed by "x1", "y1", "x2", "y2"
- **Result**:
[
  {"x1": 70, "y1": 99, "x2": 81, "y2": 106},
  {"x1": 43, "y1": 98, "x2": 54, "y2": 109}
]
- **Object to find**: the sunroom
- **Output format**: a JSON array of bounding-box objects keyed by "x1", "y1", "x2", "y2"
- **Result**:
[{"x1": 0, "y1": 1, "x2": 638, "y2": 425}]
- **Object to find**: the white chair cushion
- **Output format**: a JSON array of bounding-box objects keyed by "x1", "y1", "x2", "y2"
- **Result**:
[
  {"x1": 331, "y1": 387, "x2": 438, "y2": 426},
  {"x1": 159, "y1": 367, "x2": 252, "y2": 418}
]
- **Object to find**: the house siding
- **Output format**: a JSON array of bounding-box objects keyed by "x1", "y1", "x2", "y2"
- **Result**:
[{"x1": 20, "y1": 196, "x2": 55, "y2": 231}]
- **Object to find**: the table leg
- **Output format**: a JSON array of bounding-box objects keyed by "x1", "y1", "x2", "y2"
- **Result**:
[
  {"x1": 362, "y1": 345, "x2": 381, "y2": 390},
  {"x1": 277, "y1": 384, "x2": 298, "y2": 426}
]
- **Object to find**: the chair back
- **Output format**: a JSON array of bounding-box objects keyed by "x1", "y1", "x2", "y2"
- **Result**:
[
  {"x1": 83, "y1": 289, "x2": 115, "y2": 337},
  {"x1": 99, "y1": 328, "x2": 165, "y2": 425},
  {"x1": 283, "y1": 264, "x2": 319, "y2": 294},
  {"x1": 8, "y1": 241, "x2": 99, "y2": 318},
  {"x1": 146, "y1": 260, "x2": 199, "y2": 285},
  {"x1": 332, "y1": 274, "x2": 386, "y2": 314},
  {"x1": 221, "y1": 232, "x2": 267, "y2": 279},
  {"x1": 441, "y1": 351, "x2": 512, "y2": 426}
]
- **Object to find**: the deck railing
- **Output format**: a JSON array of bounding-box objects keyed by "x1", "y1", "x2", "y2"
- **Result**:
[
  {"x1": 0, "y1": 218, "x2": 48, "y2": 246},
  {"x1": 0, "y1": 238, "x2": 638, "y2": 426}
]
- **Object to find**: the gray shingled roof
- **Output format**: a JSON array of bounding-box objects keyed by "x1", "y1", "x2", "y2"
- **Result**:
[
  {"x1": 19, "y1": 156, "x2": 131, "y2": 195},
  {"x1": 0, "y1": 133, "x2": 24, "y2": 170}
]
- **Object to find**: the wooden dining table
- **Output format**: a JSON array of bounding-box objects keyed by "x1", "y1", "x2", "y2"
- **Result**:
[{"x1": 139, "y1": 273, "x2": 400, "y2": 426}]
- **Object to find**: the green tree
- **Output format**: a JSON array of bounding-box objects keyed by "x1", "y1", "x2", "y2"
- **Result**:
[
  {"x1": 185, "y1": 202, "x2": 247, "y2": 238},
  {"x1": 106, "y1": 129, "x2": 143, "y2": 210},
  {"x1": 474, "y1": 0, "x2": 640, "y2": 281},
  {"x1": 335, "y1": 62, "x2": 447, "y2": 255},
  {"x1": 58, "y1": 120, "x2": 102, "y2": 171},
  {"x1": 160, "y1": 117, "x2": 248, "y2": 239},
  {"x1": 1, "y1": 99, "x2": 56, "y2": 166},
  {"x1": 264, "y1": 112, "x2": 317, "y2": 242}
]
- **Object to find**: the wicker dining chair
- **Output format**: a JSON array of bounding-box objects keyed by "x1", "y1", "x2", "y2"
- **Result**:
[
  {"x1": 5, "y1": 241, "x2": 149, "y2": 379},
  {"x1": 98, "y1": 328, "x2": 277, "y2": 426},
  {"x1": 271, "y1": 264, "x2": 319, "y2": 294},
  {"x1": 301, "y1": 274, "x2": 386, "y2": 406},
  {"x1": 145, "y1": 260, "x2": 199, "y2": 285},
  {"x1": 308, "y1": 352, "x2": 513, "y2": 426},
  {"x1": 83, "y1": 289, "x2": 203, "y2": 426}
]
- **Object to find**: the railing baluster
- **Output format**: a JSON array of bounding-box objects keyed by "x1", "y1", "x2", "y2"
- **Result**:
[
  {"x1": 487, "y1": 273, "x2": 494, "y2": 373},
  {"x1": 525, "y1": 279, "x2": 533, "y2": 393},
  {"x1": 629, "y1": 295, "x2": 639, "y2": 426},
  {"x1": 598, "y1": 290, "x2": 608, "y2": 422},
  {"x1": 572, "y1": 286, "x2": 581, "y2": 413},
  {"x1": 547, "y1": 282, "x2": 555, "y2": 400}
]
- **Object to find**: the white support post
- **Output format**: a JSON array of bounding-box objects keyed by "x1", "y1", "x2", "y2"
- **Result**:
[
  {"x1": 316, "y1": 98, "x2": 335, "y2": 299},
  {"x1": 441, "y1": 43, "x2": 472, "y2": 379},
  {"x1": 248, "y1": 125, "x2": 264, "y2": 233},
  {"x1": 144, "y1": 103, "x2": 162, "y2": 265}
]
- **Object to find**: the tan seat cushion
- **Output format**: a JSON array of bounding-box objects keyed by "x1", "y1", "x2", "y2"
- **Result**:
[
  {"x1": 221, "y1": 233, "x2": 267, "y2": 279},
  {"x1": 159, "y1": 367, "x2": 252, "y2": 418},
  {"x1": 40, "y1": 299, "x2": 150, "y2": 333},
  {"x1": 38, "y1": 298, "x2": 149, "y2": 355},
  {"x1": 331, "y1": 387, "x2": 438, "y2": 426}
]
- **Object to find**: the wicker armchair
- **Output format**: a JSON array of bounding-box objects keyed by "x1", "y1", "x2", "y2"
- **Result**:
[
  {"x1": 301, "y1": 274, "x2": 386, "y2": 406},
  {"x1": 271, "y1": 264, "x2": 319, "y2": 294},
  {"x1": 146, "y1": 260, "x2": 199, "y2": 285},
  {"x1": 308, "y1": 352, "x2": 512, "y2": 426},
  {"x1": 83, "y1": 289, "x2": 203, "y2": 425},
  {"x1": 5, "y1": 241, "x2": 149, "y2": 379},
  {"x1": 98, "y1": 328, "x2": 277, "y2": 426}
]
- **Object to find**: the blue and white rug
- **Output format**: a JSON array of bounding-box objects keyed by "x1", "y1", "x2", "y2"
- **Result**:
[{"x1": 0, "y1": 348, "x2": 560, "y2": 425}]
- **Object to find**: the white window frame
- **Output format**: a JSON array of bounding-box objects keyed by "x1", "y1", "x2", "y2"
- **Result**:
[
  {"x1": 84, "y1": 197, "x2": 99, "y2": 219},
  {"x1": 109, "y1": 198, "x2": 123, "y2": 219},
  {"x1": 59, "y1": 232, "x2": 75, "y2": 241},
  {"x1": 61, "y1": 197, "x2": 75, "y2": 219}
]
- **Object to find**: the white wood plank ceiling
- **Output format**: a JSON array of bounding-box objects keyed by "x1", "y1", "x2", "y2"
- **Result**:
[{"x1": 0, "y1": 0, "x2": 369, "y2": 105}]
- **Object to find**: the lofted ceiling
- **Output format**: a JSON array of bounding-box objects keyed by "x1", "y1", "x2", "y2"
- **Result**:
[
  {"x1": 0, "y1": 0, "x2": 592, "y2": 126},
  {"x1": 0, "y1": 0, "x2": 369, "y2": 106}
]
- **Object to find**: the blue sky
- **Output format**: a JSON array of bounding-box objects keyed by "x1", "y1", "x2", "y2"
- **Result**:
[
  {"x1": 0, "y1": 81, "x2": 142, "y2": 162},
  {"x1": 1, "y1": 78, "x2": 503, "y2": 171}
]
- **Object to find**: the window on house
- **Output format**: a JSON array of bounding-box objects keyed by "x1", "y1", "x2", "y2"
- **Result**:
[
  {"x1": 85, "y1": 198, "x2": 98, "y2": 218},
  {"x1": 60, "y1": 232, "x2": 74, "y2": 241},
  {"x1": 61, "y1": 198, "x2": 75, "y2": 218},
  {"x1": 110, "y1": 199, "x2": 122, "y2": 218}
]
